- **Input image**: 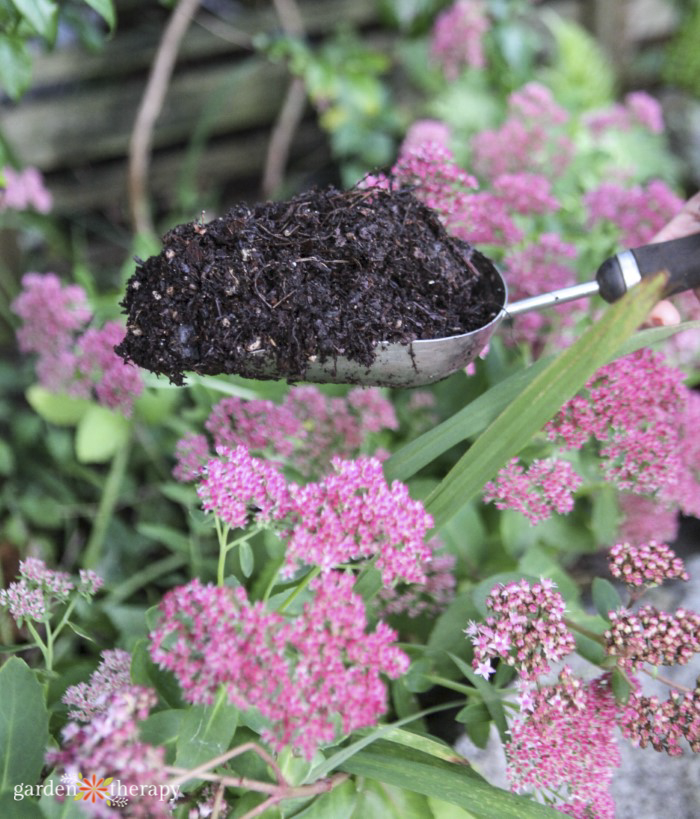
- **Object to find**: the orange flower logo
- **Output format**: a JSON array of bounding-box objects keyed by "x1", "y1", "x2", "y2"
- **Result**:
[{"x1": 74, "y1": 773, "x2": 113, "y2": 805}]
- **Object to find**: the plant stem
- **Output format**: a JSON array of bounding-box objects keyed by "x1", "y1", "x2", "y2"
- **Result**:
[
  {"x1": 424, "y1": 673, "x2": 482, "y2": 698},
  {"x1": 277, "y1": 566, "x2": 320, "y2": 612},
  {"x1": 216, "y1": 524, "x2": 258, "y2": 587},
  {"x1": 82, "y1": 440, "x2": 131, "y2": 570},
  {"x1": 24, "y1": 621, "x2": 50, "y2": 670},
  {"x1": 564, "y1": 617, "x2": 605, "y2": 643}
]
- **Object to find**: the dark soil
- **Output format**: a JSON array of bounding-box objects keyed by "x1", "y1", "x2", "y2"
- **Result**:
[{"x1": 115, "y1": 185, "x2": 503, "y2": 385}]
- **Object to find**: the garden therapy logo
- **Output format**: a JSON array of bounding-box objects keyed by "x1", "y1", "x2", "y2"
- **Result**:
[{"x1": 74, "y1": 773, "x2": 114, "y2": 805}]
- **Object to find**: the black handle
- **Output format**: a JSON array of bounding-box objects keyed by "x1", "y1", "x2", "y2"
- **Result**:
[{"x1": 596, "y1": 232, "x2": 700, "y2": 303}]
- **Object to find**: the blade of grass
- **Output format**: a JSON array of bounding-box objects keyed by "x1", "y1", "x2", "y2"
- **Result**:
[
  {"x1": 385, "y1": 316, "x2": 699, "y2": 484},
  {"x1": 425, "y1": 275, "x2": 666, "y2": 528}
]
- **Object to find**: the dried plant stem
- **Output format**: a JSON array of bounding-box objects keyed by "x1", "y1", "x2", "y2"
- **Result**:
[
  {"x1": 261, "y1": 0, "x2": 308, "y2": 197},
  {"x1": 164, "y1": 741, "x2": 348, "y2": 818},
  {"x1": 128, "y1": 0, "x2": 202, "y2": 236}
]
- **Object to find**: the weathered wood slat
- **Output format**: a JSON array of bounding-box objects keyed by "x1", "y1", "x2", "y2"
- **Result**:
[
  {"x1": 2, "y1": 57, "x2": 289, "y2": 168},
  {"x1": 49, "y1": 121, "x2": 327, "y2": 214}
]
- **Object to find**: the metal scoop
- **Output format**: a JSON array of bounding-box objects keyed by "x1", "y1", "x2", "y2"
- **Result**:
[{"x1": 279, "y1": 232, "x2": 700, "y2": 388}]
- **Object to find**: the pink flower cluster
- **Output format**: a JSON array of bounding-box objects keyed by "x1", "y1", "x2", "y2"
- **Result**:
[
  {"x1": 46, "y1": 685, "x2": 169, "y2": 818},
  {"x1": 285, "y1": 456, "x2": 434, "y2": 585},
  {"x1": 605, "y1": 605, "x2": 700, "y2": 672},
  {"x1": 430, "y1": 0, "x2": 490, "y2": 78},
  {"x1": 471, "y1": 83, "x2": 573, "y2": 179},
  {"x1": 195, "y1": 447, "x2": 433, "y2": 587},
  {"x1": 197, "y1": 445, "x2": 291, "y2": 529},
  {"x1": 584, "y1": 91, "x2": 665, "y2": 136},
  {"x1": 506, "y1": 669, "x2": 620, "y2": 819},
  {"x1": 149, "y1": 574, "x2": 409, "y2": 760},
  {"x1": 0, "y1": 558, "x2": 102, "y2": 625},
  {"x1": 1, "y1": 165, "x2": 52, "y2": 213},
  {"x1": 174, "y1": 386, "x2": 397, "y2": 482},
  {"x1": 546, "y1": 349, "x2": 693, "y2": 503},
  {"x1": 503, "y1": 233, "x2": 580, "y2": 349},
  {"x1": 584, "y1": 178, "x2": 683, "y2": 246},
  {"x1": 608, "y1": 540, "x2": 689, "y2": 588},
  {"x1": 619, "y1": 685, "x2": 700, "y2": 756},
  {"x1": 618, "y1": 494, "x2": 680, "y2": 547},
  {"x1": 376, "y1": 538, "x2": 456, "y2": 619},
  {"x1": 483, "y1": 457, "x2": 582, "y2": 525},
  {"x1": 11, "y1": 273, "x2": 143, "y2": 415},
  {"x1": 62, "y1": 649, "x2": 132, "y2": 722},
  {"x1": 466, "y1": 577, "x2": 576, "y2": 680}
]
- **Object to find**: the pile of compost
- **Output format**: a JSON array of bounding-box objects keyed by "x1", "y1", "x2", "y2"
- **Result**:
[{"x1": 115, "y1": 185, "x2": 502, "y2": 385}]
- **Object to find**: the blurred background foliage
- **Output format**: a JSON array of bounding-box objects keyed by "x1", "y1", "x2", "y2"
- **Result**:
[{"x1": 1, "y1": 0, "x2": 700, "y2": 702}]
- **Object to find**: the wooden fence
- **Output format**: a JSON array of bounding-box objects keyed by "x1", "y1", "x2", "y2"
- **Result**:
[{"x1": 0, "y1": 0, "x2": 683, "y2": 223}]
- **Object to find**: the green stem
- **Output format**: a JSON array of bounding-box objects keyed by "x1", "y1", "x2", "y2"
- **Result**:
[
  {"x1": 25, "y1": 621, "x2": 50, "y2": 671},
  {"x1": 424, "y1": 674, "x2": 483, "y2": 698},
  {"x1": 564, "y1": 617, "x2": 605, "y2": 644},
  {"x1": 82, "y1": 439, "x2": 131, "y2": 570},
  {"x1": 106, "y1": 553, "x2": 188, "y2": 604},
  {"x1": 217, "y1": 526, "x2": 258, "y2": 587},
  {"x1": 277, "y1": 566, "x2": 321, "y2": 613}
]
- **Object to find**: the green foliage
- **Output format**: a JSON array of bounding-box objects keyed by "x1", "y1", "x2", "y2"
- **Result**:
[
  {"x1": 537, "y1": 12, "x2": 616, "y2": 111},
  {"x1": 0, "y1": 657, "x2": 49, "y2": 791},
  {"x1": 664, "y1": 2, "x2": 700, "y2": 96},
  {"x1": 261, "y1": 29, "x2": 399, "y2": 184},
  {"x1": 424, "y1": 276, "x2": 665, "y2": 528},
  {"x1": 0, "y1": 0, "x2": 115, "y2": 99}
]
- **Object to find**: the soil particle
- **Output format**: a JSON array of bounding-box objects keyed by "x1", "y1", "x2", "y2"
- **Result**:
[{"x1": 115, "y1": 184, "x2": 503, "y2": 385}]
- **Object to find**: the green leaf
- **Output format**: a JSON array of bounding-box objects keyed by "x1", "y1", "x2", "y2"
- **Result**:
[
  {"x1": 131, "y1": 638, "x2": 185, "y2": 709},
  {"x1": 591, "y1": 577, "x2": 622, "y2": 622},
  {"x1": 384, "y1": 356, "x2": 552, "y2": 483},
  {"x1": 0, "y1": 34, "x2": 31, "y2": 99},
  {"x1": 424, "y1": 276, "x2": 665, "y2": 528},
  {"x1": 0, "y1": 792, "x2": 45, "y2": 817},
  {"x1": 611, "y1": 668, "x2": 632, "y2": 703},
  {"x1": 355, "y1": 726, "x2": 466, "y2": 766},
  {"x1": 0, "y1": 657, "x2": 49, "y2": 791},
  {"x1": 239, "y1": 540, "x2": 254, "y2": 577},
  {"x1": 447, "y1": 653, "x2": 508, "y2": 745},
  {"x1": 136, "y1": 522, "x2": 191, "y2": 554},
  {"x1": 173, "y1": 691, "x2": 238, "y2": 788},
  {"x1": 38, "y1": 773, "x2": 87, "y2": 816},
  {"x1": 589, "y1": 487, "x2": 620, "y2": 546},
  {"x1": 11, "y1": 0, "x2": 58, "y2": 41},
  {"x1": 386, "y1": 318, "x2": 700, "y2": 486},
  {"x1": 75, "y1": 404, "x2": 130, "y2": 463},
  {"x1": 82, "y1": 0, "x2": 115, "y2": 30},
  {"x1": 291, "y1": 778, "x2": 358, "y2": 818},
  {"x1": 140, "y1": 709, "x2": 186, "y2": 753},
  {"x1": 25, "y1": 386, "x2": 92, "y2": 427},
  {"x1": 339, "y1": 740, "x2": 559, "y2": 818}
]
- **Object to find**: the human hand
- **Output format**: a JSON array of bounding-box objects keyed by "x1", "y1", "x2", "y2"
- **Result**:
[{"x1": 647, "y1": 190, "x2": 700, "y2": 326}]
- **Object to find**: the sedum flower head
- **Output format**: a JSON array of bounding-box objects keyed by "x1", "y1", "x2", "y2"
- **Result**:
[
  {"x1": 46, "y1": 685, "x2": 168, "y2": 818},
  {"x1": 0, "y1": 557, "x2": 86, "y2": 625},
  {"x1": 483, "y1": 457, "x2": 582, "y2": 525},
  {"x1": 506, "y1": 669, "x2": 620, "y2": 818},
  {"x1": 63, "y1": 648, "x2": 132, "y2": 722},
  {"x1": 149, "y1": 574, "x2": 408, "y2": 759},
  {"x1": 605, "y1": 605, "x2": 700, "y2": 672},
  {"x1": 608, "y1": 540, "x2": 689, "y2": 588},
  {"x1": 196, "y1": 444, "x2": 292, "y2": 529},
  {"x1": 466, "y1": 578, "x2": 576, "y2": 680},
  {"x1": 376, "y1": 538, "x2": 456, "y2": 619},
  {"x1": 584, "y1": 179, "x2": 683, "y2": 246},
  {"x1": 430, "y1": 0, "x2": 490, "y2": 78},
  {"x1": 546, "y1": 349, "x2": 690, "y2": 500},
  {"x1": 619, "y1": 681, "x2": 700, "y2": 756},
  {"x1": 284, "y1": 456, "x2": 433, "y2": 585}
]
